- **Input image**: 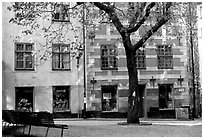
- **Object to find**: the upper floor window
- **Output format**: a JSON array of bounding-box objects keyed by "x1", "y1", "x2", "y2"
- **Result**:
[
  {"x1": 101, "y1": 45, "x2": 118, "y2": 70},
  {"x1": 157, "y1": 45, "x2": 173, "y2": 69},
  {"x1": 135, "y1": 46, "x2": 146, "y2": 69},
  {"x1": 52, "y1": 4, "x2": 70, "y2": 22},
  {"x1": 52, "y1": 44, "x2": 71, "y2": 70},
  {"x1": 15, "y1": 43, "x2": 34, "y2": 70}
]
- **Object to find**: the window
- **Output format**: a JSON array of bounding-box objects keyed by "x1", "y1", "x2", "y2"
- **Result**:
[
  {"x1": 15, "y1": 43, "x2": 34, "y2": 70},
  {"x1": 15, "y1": 87, "x2": 33, "y2": 111},
  {"x1": 136, "y1": 46, "x2": 146, "y2": 69},
  {"x1": 53, "y1": 86, "x2": 70, "y2": 112},
  {"x1": 101, "y1": 85, "x2": 117, "y2": 111},
  {"x1": 52, "y1": 4, "x2": 70, "y2": 22},
  {"x1": 157, "y1": 45, "x2": 173, "y2": 69},
  {"x1": 101, "y1": 45, "x2": 118, "y2": 70},
  {"x1": 52, "y1": 44, "x2": 71, "y2": 70}
]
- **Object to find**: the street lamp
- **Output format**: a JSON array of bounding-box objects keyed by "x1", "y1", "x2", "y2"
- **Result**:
[
  {"x1": 177, "y1": 75, "x2": 184, "y2": 87},
  {"x1": 90, "y1": 77, "x2": 97, "y2": 92},
  {"x1": 150, "y1": 76, "x2": 156, "y2": 88},
  {"x1": 76, "y1": 45, "x2": 84, "y2": 68}
]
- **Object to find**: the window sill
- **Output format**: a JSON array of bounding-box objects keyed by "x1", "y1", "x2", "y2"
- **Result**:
[
  {"x1": 52, "y1": 19, "x2": 70, "y2": 23},
  {"x1": 15, "y1": 69, "x2": 35, "y2": 71},
  {"x1": 102, "y1": 110, "x2": 118, "y2": 112},
  {"x1": 101, "y1": 68, "x2": 118, "y2": 70},
  {"x1": 158, "y1": 67, "x2": 173, "y2": 69},
  {"x1": 52, "y1": 69, "x2": 71, "y2": 71}
]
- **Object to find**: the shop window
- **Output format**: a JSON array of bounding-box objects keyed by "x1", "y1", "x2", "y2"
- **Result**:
[
  {"x1": 53, "y1": 86, "x2": 70, "y2": 112},
  {"x1": 15, "y1": 87, "x2": 33, "y2": 112},
  {"x1": 101, "y1": 85, "x2": 117, "y2": 111},
  {"x1": 101, "y1": 45, "x2": 118, "y2": 70},
  {"x1": 136, "y1": 46, "x2": 146, "y2": 69},
  {"x1": 52, "y1": 44, "x2": 71, "y2": 70},
  {"x1": 15, "y1": 43, "x2": 34, "y2": 70},
  {"x1": 52, "y1": 4, "x2": 70, "y2": 22},
  {"x1": 157, "y1": 45, "x2": 173, "y2": 69}
]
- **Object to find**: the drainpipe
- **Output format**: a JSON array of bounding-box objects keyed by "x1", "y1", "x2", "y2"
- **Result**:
[
  {"x1": 82, "y1": 3, "x2": 87, "y2": 119},
  {"x1": 189, "y1": 2, "x2": 196, "y2": 119}
]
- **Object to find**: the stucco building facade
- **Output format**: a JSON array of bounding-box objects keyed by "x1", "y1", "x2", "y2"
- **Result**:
[{"x1": 2, "y1": 2, "x2": 85, "y2": 117}]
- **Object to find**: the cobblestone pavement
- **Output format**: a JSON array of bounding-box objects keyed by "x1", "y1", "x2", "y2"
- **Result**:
[{"x1": 2, "y1": 118, "x2": 202, "y2": 137}]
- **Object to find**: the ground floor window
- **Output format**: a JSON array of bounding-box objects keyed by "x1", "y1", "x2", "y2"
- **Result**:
[
  {"x1": 101, "y1": 85, "x2": 117, "y2": 111},
  {"x1": 53, "y1": 86, "x2": 70, "y2": 112},
  {"x1": 159, "y1": 84, "x2": 173, "y2": 109},
  {"x1": 15, "y1": 87, "x2": 33, "y2": 112}
]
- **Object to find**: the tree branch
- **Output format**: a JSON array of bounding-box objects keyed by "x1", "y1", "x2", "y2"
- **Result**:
[
  {"x1": 93, "y1": 2, "x2": 126, "y2": 36},
  {"x1": 127, "y1": 2, "x2": 156, "y2": 33},
  {"x1": 133, "y1": 2, "x2": 172, "y2": 51}
]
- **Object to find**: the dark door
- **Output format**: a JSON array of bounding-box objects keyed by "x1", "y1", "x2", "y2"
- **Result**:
[
  {"x1": 138, "y1": 85, "x2": 145, "y2": 117},
  {"x1": 15, "y1": 87, "x2": 33, "y2": 111},
  {"x1": 159, "y1": 84, "x2": 173, "y2": 109},
  {"x1": 101, "y1": 85, "x2": 117, "y2": 111}
]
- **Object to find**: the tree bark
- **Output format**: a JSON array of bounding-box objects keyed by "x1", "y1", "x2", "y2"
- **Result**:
[{"x1": 123, "y1": 35, "x2": 140, "y2": 123}]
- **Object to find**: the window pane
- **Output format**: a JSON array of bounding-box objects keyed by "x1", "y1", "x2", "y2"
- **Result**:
[
  {"x1": 25, "y1": 53, "x2": 32, "y2": 61},
  {"x1": 53, "y1": 45, "x2": 60, "y2": 52},
  {"x1": 102, "y1": 46, "x2": 108, "y2": 56},
  {"x1": 52, "y1": 4, "x2": 70, "y2": 21},
  {"x1": 136, "y1": 48, "x2": 145, "y2": 69},
  {"x1": 109, "y1": 47, "x2": 116, "y2": 56},
  {"x1": 61, "y1": 45, "x2": 69, "y2": 53},
  {"x1": 25, "y1": 44, "x2": 33, "y2": 51},
  {"x1": 25, "y1": 61, "x2": 33, "y2": 68},
  {"x1": 52, "y1": 54, "x2": 60, "y2": 69},
  {"x1": 16, "y1": 61, "x2": 24, "y2": 68},
  {"x1": 16, "y1": 44, "x2": 24, "y2": 51},
  {"x1": 102, "y1": 57, "x2": 108, "y2": 68},
  {"x1": 16, "y1": 52, "x2": 23, "y2": 60},
  {"x1": 109, "y1": 57, "x2": 117, "y2": 68},
  {"x1": 61, "y1": 54, "x2": 70, "y2": 69}
]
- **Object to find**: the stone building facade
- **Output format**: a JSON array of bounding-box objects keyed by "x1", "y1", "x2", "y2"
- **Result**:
[{"x1": 84, "y1": 3, "x2": 202, "y2": 118}]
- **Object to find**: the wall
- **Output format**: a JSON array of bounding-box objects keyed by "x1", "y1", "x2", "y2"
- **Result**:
[{"x1": 2, "y1": 2, "x2": 84, "y2": 114}]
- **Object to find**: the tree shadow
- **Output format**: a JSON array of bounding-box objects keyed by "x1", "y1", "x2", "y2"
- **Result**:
[{"x1": 2, "y1": 125, "x2": 37, "y2": 137}]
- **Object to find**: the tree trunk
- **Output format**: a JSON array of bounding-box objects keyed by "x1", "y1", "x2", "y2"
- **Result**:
[{"x1": 124, "y1": 37, "x2": 141, "y2": 124}]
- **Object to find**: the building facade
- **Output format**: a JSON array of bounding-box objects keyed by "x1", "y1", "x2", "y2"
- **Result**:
[
  {"x1": 84, "y1": 2, "x2": 202, "y2": 118},
  {"x1": 2, "y1": 2, "x2": 201, "y2": 119},
  {"x1": 2, "y1": 2, "x2": 85, "y2": 117}
]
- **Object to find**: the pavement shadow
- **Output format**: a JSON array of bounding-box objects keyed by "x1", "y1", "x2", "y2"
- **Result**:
[
  {"x1": 117, "y1": 122, "x2": 152, "y2": 126},
  {"x1": 2, "y1": 126, "x2": 37, "y2": 137}
]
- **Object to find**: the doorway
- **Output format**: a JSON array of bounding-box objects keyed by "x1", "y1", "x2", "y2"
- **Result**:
[
  {"x1": 15, "y1": 87, "x2": 34, "y2": 111},
  {"x1": 101, "y1": 85, "x2": 117, "y2": 111},
  {"x1": 138, "y1": 85, "x2": 145, "y2": 117},
  {"x1": 159, "y1": 84, "x2": 173, "y2": 109}
]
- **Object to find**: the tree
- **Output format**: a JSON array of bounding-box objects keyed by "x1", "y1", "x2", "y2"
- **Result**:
[
  {"x1": 7, "y1": 2, "x2": 198, "y2": 123},
  {"x1": 91, "y1": 2, "x2": 172, "y2": 123}
]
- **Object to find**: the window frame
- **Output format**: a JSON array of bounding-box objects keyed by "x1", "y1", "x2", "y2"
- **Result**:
[
  {"x1": 101, "y1": 45, "x2": 118, "y2": 70},
  {"x1": 157, "y1": 45, "x2": 173, "y2": 69},
  {"x1": 52, "y1": 86, "x2": 70, "y2": 112},
  {"x1": 52, "y1": 43, "x2": 71, "y2": 70},
  {"x1": 52, "y1": 4, "x2": 70, "y2": 22},
  {"x1": 135, "y1": 46, "x2": 146, "y2": 69},
  {"x1": 15, "y1": 42, "x2": 34, "y2": 71}
]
